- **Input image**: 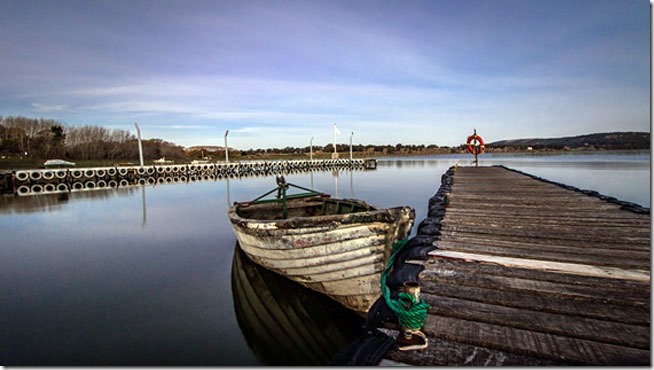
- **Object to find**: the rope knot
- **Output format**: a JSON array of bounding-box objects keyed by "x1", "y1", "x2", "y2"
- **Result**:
[{"x1": 380, "y1": 239, "x2": 430, "y2": 332}]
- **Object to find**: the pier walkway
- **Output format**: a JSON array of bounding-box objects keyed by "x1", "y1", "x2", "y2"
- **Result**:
[{"x1": 362, "y1": 165, "x2": 649, "y2": 365}]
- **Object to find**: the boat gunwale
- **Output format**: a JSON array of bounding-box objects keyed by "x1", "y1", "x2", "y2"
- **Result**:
[{"x1": 228, "y1": 197, "x2": 411, "y2": 229}]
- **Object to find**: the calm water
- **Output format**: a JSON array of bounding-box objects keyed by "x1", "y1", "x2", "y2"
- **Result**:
[{"x1": 1, "y1": 152, "x2": 649, "y2": 365}]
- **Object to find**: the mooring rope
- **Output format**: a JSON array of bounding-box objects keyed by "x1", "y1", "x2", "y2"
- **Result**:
[{"x1": 380, "y1": 239, "x2": 430, "y2": 331}]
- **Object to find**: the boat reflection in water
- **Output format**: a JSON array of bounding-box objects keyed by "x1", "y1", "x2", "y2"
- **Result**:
[{"x1": 231, "y1": 244, "x2": 364, "y2": 366}]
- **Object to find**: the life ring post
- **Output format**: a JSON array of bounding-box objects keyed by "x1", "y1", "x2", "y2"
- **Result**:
[{"x1": 466, "y1": 129, "x2": 485, "y2": 167}]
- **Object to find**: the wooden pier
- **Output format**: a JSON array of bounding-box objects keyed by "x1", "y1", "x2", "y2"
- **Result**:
[{"x1": 340, "y1": 165, "x2": 650, "y2": 366}]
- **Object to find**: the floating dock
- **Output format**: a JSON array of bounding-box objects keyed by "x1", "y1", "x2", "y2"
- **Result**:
[
  {"x1": 0, "y1": 158, "x2": 376, "y2": 196},
  {"x1": 339, "y1": 165, "x2": 650, "y2": 366}
]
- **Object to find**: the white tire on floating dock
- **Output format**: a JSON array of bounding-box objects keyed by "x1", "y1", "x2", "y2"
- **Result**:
[
  {"x1": 42, "y1": 171, "x2": 55, "y2": 180},
  {"x1": 55, "y1": 170, "x2": 67, "y2": 179},
  {"x1": 30, "y1": 171, "x2": 42, "y2": 181},
  {"x1": 31, "y1": 184, "x2": 43, "y2": 193},
  {"x1": 17, "y1": 185, "x2": 30, "y2": 195},
  {"x1": 15, "y1": 171, "x2": 29, "y2": 181}
]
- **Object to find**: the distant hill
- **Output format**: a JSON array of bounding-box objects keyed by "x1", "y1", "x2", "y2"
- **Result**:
[{"x1": 487, "y1": 132, "x2": 650, "y2": 150}]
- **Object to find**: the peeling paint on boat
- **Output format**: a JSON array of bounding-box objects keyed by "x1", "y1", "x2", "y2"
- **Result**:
[{"x1": 228, "y1": 195, "x2": 415, "y2": 313}]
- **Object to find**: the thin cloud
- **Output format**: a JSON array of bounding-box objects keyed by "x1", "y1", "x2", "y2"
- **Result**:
[{"x1": 31, "y1": 103, "x2": 68, "y2": 112}]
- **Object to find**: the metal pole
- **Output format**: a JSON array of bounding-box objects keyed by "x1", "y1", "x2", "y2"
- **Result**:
[
  {"x1": 473, "y1": 128, "x2": 478, "y2": 167},
  {"x1": 310, "y1": 137, "x2": 314, "y2": 160},
  {"x1": 333, "y1": 124, "x2": 337, "y2": 155},
  {"x1": 134, "y1": 123, "x2": 144, "y2": 166},
  {"x1": 349, "y1": 131, "x2": 354, "y2": 162},
  {"x1": 224, "y1": 130, "x2": 229, "y2": 163}
]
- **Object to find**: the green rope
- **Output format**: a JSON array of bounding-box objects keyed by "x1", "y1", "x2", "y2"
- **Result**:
[{"x1": 381, "y1": 239, "x2": 430, "y2": 330}]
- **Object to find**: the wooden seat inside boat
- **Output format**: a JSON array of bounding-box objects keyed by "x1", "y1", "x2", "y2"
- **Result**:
[{"x1": 321, "y1": 199, "x2": 373, "y2": 215}]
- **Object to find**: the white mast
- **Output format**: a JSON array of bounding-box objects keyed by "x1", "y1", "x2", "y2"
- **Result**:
[{"x1": 134, "y1": 123, "x2": 144, "y2": 166}]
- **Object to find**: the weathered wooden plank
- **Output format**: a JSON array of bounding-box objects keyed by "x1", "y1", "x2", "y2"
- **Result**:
[
  {"x1": 419, "y1": 265, "x2": 648, "y2": 306},
  {"x1": 441, "y1": 213, "x2": 651, "y2": 228},
  {"x1": 445, "y1": 202, "x2": 627, "y2": 212},
  {"x1": 427, "y1": 250, "x2": 650, "y2": 282},
  {"x1": 418, "y1": 281, "x2": 649, "y2": 325},
  {"x1": 440, "y1": 219, "x2": 651, "y2": 240},
  {"x1": 440, "y1": 220, "x2": 650, "y2": 233},
  {"x1": 435, "y1": 235, "x2": 651, "y2": 255},
  {"x1": 446, "y1": 208, "x2": 650, "y2": 224},
  {"x1": 434, "y1": 241, "x2": 651, "y2": 269},
  {"x1": 420, "y1": 294, "x2": 649, "y2": 349},
  {"x1": 439, "y1": 224, "x2": 651, "y2": 245},
  {"x1": 438, "y1": 240, "x2": 650, "y2": 270},
  {"x1": 383, "y1": 332, "x2": 565, "y2": 366},
  {"x1": 421, "y1": 315, "x2": 650, "y2": 365},
  {"x1": 443, "y1": 207, "x2": 650, "y2": 222},
  {"x1": 446, "y1": 193, "x2": 617, "y2": 204},
  {"x1": 435, "y1": 232, "x2": 650, "y2": 253},
  {"x1": 418, "y1": 257, "x2": 651, "y2": 293}
]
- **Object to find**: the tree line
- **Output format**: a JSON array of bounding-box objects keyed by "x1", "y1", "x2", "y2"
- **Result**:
[
  {"x1": 1, "y1": 115, "x2": 460, "y2": 163},
  {"x1": 0, "y1": 115, "x2": 185, "y2": 161},
  {"x1": 234, "y1": 143, "x2": 455, "y2": 156}
]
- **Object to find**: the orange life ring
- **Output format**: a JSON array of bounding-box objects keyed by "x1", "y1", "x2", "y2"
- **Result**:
[{"x1": 466, "y1": 134, "x2": 485, "y2": 155}]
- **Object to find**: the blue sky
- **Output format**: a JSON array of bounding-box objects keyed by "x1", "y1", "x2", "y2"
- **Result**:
[{"x1": 0, "y1": 0, "x2": 649, "y2": 149}]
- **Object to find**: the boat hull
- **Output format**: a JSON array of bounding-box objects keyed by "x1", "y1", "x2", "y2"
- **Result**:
[{"x1": 229, "y1": 200, "x2": 415, "y2": 313}]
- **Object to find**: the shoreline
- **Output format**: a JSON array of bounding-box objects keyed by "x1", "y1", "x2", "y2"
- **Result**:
[{"x1": 0, "y1": 148, "x2": 649, "y2": 171}]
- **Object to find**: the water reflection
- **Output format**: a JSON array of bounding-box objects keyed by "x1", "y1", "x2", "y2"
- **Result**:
[
  {"x1": 226, "y1": 177, "x2": 231, "y2": 205},
  {"x1": 331, "y1": 169, "x2": 339, "y2": 198},
  {"x1": 0, "y1": 186, "x2": 140, "y2": 214},
  {"x1": 141, "y1": 186, "x2": 147, "y2": 228},
  {"x1": 231, "y1": 244, "x2": 364, "y2": 366},
  {"x1": 326, "y1": 169, "x2": 357, "y2": 199}
]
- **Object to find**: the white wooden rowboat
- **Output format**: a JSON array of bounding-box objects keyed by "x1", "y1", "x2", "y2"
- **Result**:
[{"x1": 228, "y1": 177, "x2": 415, "y2": 313}]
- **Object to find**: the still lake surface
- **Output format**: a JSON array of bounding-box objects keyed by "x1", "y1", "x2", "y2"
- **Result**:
[{"x1": 1, "y1": 152, "x2": 650, "y2": 365}]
